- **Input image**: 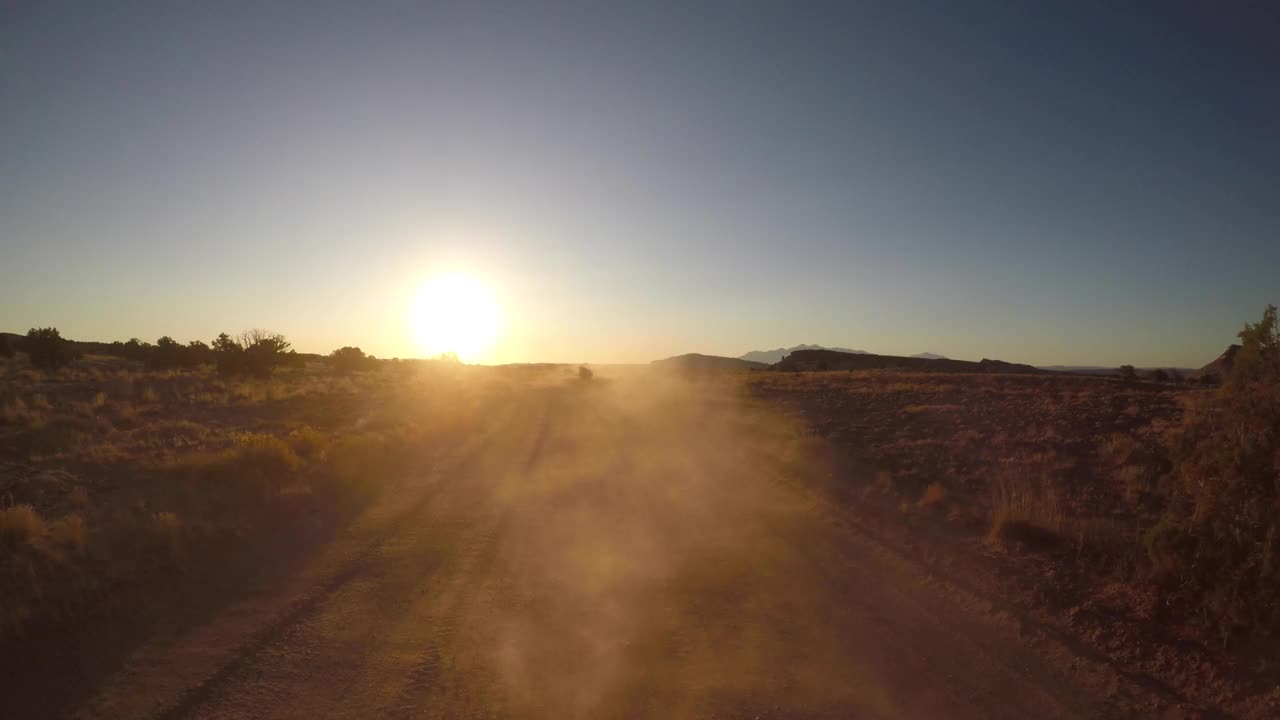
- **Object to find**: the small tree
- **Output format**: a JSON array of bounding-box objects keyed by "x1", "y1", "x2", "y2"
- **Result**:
[
  {"x1": 1146, "y1": 305, "x2": 1280, "y2": 639},
  {"x1": 186, "y1": 340, "x2": 213, "y2": 367},
  {"x1": 25, "y1": 327, "x2": 79, "y2": 369},
  {"x1": 1118, "y1": 364, "x2": 1136, "y2": 381},
  {"x1": 120, "y1": 337, "x2": 151, "y2": 362},
  {"x1": 238, "y1": 330, "x2": 291, "y2": 378},
  {"x1": 212, "y1": 333, "x2": 241, "y2": 354},
  {"x1": 212, "y1": 332, "x2": 245, "y2": 376},
  {"x1": 329, "y1": 346, "x2": 372, "y2": 374},
  {"x1": 213, "y1": 331, "x2": 291, "y2": 377},
  {"x1": 148, "y1": 335, "x2": 182, "y2": 369}
]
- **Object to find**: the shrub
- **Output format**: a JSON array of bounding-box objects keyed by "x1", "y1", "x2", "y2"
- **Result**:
[
  {"x1": 578, "y1": 365, "x2": 594, "y2": 381},
  {"x1": 226, "y1": 435, "x2": 302, "y2": 505},
  {"x1": 1100, "y1": 433, "x2": 1168, "y2": 506},
  {"x1": 147, "y1": 336, "x2": 179, "y2": 369},
  {"x1": 25, "y1": 327, "x2": 79, "y2": 370},
  {"x1": 46, "y1": 514, "x2": 86, "y2": 557},
  {"x1": 321, "y1": 431, "x2": 399, "y2": 504},
  {"x1": 180, "y1": 434, "x2": 302, "y2": 510},
  {"x1": 329, "y1": 346, "x2": 375, "y2": 374},
  {"x1": 0, "y1": 505, "x2": 46, "y2": 549},
  {"x1": 1118, "y1": 364, "x2": 1136, "y2": 381},
  {"x1": 288, "y1": 425, "x2": 329, "y2": 459},
  {"x1": 918, "y1": 481, "x2": 948, "y2": 508},
  {"x1": 146, "y1": 336, "x2": 212, "y2": 369},
  {"x1": 146, "y1": 511, "x2": 185, "y2": 566},
  {"x1": 213, "y1": 330, "x2": 291, "y2": 378},
  {"x1": 0, "y1": 335, "x2": 13, "y2": 358},
  {"x1": 186, "y1": 340, "x2": 213, "y2": 365},
  {"x1": 1145, "y1": 305, "x2": 1280, "y2": 639},
  {"x1": 987, "y1": 472, "x2": 1063, "y2": 549}
]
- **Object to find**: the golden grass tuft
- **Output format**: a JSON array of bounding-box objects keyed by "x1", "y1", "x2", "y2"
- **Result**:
[
  {"x1": 287, "y1": 425, "x2": 329, "y2": 460},
  {"x1": 68, "y1": 486, "x2": 90, "y2": 508},
  {"x1": 986, "y1": 473, "x2": 1064, "y2": 548},
  {"x1": 46, "y1": 514, "x2": 87, "y2": 556},
  {"x1": 0, "y1": 505, "x2": 46, "y2": 548},
  {"x1": 918, "y1": 481, "x2": 948, "y2": 508}
]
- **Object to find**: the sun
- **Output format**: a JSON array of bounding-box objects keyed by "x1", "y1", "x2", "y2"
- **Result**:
[{"x1": 411, "y1": 273, "x2": 502, "y2": 362}]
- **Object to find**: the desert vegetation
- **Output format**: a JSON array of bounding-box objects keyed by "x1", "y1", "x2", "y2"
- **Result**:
[
  {"x1": 0, "y1": 333, "x2": 512, "y2": 642},
  {"x1": 3, "y1": 311, "x2": 1277, "y2": 716},
  {"x1": 749, "y1": 305, "x2": 1280, "y2": 662},
  {"x1": 1145, "y1": 305, "x2": 1280, "y2": 641}
]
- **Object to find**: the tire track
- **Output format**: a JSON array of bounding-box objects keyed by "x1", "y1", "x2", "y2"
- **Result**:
[{"x1": 75, "y1": 395, "x2": 533, "y2": 720}]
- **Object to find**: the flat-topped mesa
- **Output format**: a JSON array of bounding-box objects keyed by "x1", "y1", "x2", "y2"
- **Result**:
[
  {"x1": 651, "y1": 353, "x2": 767, "y2": 370},
  {"x1": 771, "y1": 349, "x2": 1043, "y2": 374}
]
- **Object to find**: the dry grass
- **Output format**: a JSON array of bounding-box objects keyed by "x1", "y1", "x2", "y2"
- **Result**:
[
  {"x1": 0, "y1": 353, "x2": 505, "y2": 639},
  {"x1": 749, "y1": 370, "x2": 1188, "y2": 526},
  {"x1": 986, "y1": 472, "x2": 1064, "y2": 548},
  {"x1": 0, "y1": 504, "x2": 46, "y2": 546},
  {"x1": 744, "y1": 367, "x2": 1210, "y2": 655},
  {"x1": 918, "y1": 481, "x2": 948, "y2": 508}
]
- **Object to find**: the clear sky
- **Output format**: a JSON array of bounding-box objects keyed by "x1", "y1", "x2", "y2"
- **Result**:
[{"x1": 3, "y1": 2, "x2": 1277, "y2": 366}]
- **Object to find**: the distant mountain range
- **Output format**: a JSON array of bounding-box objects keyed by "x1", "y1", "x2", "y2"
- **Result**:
[{"x1": 738, "y1": 345, "x2": 867, "y2": 365}]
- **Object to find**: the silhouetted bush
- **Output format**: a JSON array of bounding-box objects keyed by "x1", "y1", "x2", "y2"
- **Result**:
[
  {"x1": 147, "y1": 336, "x2": 182, "y2": 370},
  {"x1": 122, "y1": 336, "x2": 215, "y2": 370},
  {"x1": 112, "y1": 338, "x2": 153, "y2": 362},
  {"x1": 0, "y1": 335, "x2": 13, "y2": 359},
  {"x1": 213, "y1": 330, "x2": 291, "y2": 378},
  {"x1": 1150, "y1": 368, "x2": 1169, "y2": 383},
  {"x1": 329, "y1": 346, "x2": 376, "y2": 374},
  {"x1": 1145, "y1": 305, "x2": 1280, "y2": 641},
  {"x1": 578, "y1": 365, "x2": 594, "y2": 381},
  {"x1": 25, "y1": 327, "x2": 79, "y2": 370},
  {"x1": 186, "y1": 340, "x2": 213, "y2": 366},
  {"x1": 1118, "y1": 364, "x2": 1136, "y2": 381}
]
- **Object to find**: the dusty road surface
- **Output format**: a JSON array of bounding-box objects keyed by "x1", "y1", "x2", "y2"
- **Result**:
[{"x1": 67, "y1": 373, "x2": 1151, "y2": 719}]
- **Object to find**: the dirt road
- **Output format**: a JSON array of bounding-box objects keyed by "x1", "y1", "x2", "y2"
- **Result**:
[{"x1": 69, "y1": 374, "x2": 1151, "y2": 719}]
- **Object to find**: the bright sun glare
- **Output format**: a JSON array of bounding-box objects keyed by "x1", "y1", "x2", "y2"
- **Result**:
[{"x1": 411, "y1": 274, "x2": 502, "y2": 362}]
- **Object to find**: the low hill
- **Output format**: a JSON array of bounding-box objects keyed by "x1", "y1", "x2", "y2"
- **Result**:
[
  {"x1": 652, "y1": 353, "x2": 767, "y2": 371},
  {"x1": 772, "y1": 349, "x2": 1043, "y2": 374},
  {"x1": 1193, "y1": 344, "x2": 1241, "y2": 382},
  {"x1": 739, "y1": 344, "x2": 866, "y2": 365},
  {"x1": 911, "y1": 352, "x2": 948, "y2": 360}
]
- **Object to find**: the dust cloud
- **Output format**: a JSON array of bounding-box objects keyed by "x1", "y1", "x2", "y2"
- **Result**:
[{"x1": 458, "y1": 369, "x2": 898, "y2": 719}]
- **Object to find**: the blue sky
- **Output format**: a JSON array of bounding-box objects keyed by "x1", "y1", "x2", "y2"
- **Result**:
[{"x1": 2, "y1": 2, "x2": 1277, "y2": 365}]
